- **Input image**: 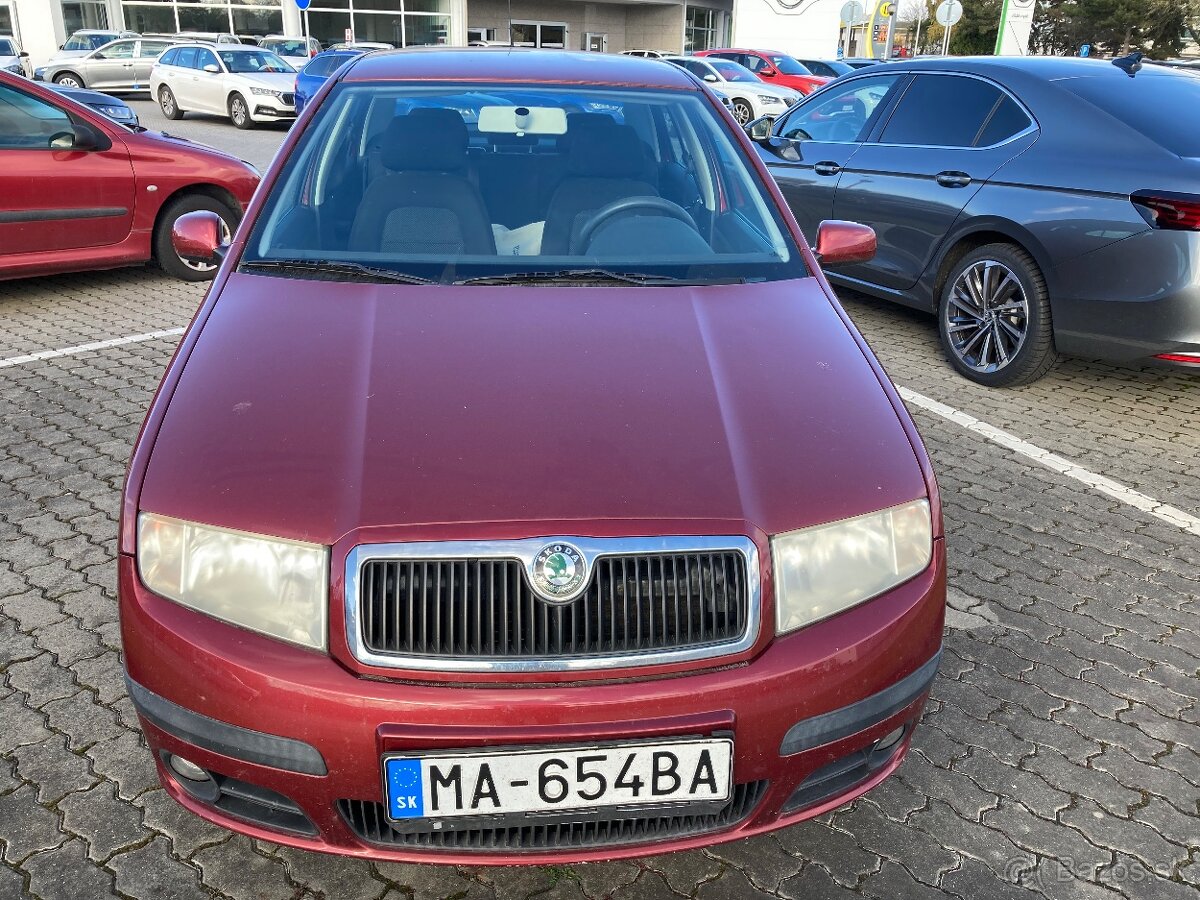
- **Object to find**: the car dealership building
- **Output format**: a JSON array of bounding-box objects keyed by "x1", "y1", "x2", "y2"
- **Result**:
[{"x1": 5, "y1": 0, "x2": 839, "y2": 69}]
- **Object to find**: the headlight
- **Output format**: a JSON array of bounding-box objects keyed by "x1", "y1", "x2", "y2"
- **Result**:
[
  {"x1": 758, "y1": 94, "x2": 783, "y2": 104},
  {"x1": 98, "y1": 105, "x2": 131, "y2": 119},
  {"x1": 34, "y1": 67, "x2": 47, "y2": 80},
  {"x1": 249, "y1": 86, "x2": 281, "y2": 97},
  {"x1": 137, "y1": 512, "x2": 329, "y2": 651},
  {"x1": 772, "y1": 499, "x2": 932, "y2": 635}
]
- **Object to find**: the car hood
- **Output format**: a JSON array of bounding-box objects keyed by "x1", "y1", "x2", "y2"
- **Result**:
[
  {"x1": 233, "y1": 71, "x2": 297, "y2": 90},
  {"x1": 755, "y1": 82, "x2": 800, "y2": 100},
  {"x1": 48, "y1": 50, "x2": 89, "y2": 62},
  {"x1": 139, "y1": 274, "x2": 927, "y2": 545}
]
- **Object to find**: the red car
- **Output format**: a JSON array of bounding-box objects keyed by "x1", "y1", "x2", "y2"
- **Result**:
[
  {"x1": 0, "y1": 70, "x2": 258, "y2": 282},
  {"x1": 696, "y1": 49, "x2": 832, "y2": 95},
  {"x1": 121, "y1": 49, "x2": 945, "y2": 863}
]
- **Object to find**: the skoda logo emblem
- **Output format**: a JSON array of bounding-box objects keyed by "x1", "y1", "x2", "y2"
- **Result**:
[{"x1": 532, "y1": 542, "x2": 587, "y2": 602}]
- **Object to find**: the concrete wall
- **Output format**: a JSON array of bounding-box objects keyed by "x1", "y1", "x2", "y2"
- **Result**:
[
  {"x1": 730, "y1": 0, "x2": 840, "y2": 58},
  {"x1": 624, "y1": 2, "x2": 679, "y2": 53}
]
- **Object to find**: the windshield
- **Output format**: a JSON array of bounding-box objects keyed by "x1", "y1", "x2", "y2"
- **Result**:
[
  {"x1": 243, "y1": 84, "x2": 805, "y2": 284},
  {"x1": 219, "y1": 49, "x2": 292, "y2": 73},
  {"x1": 711, "y1": 60, "x2": 758, "y2": 84},
  {"x1": 769, "y1": 56, "x2": 812, "y2": 76},
  {"x1": 1061, "y1": 70, "x2": 1200, "y2": 158},
  {"x1": 0, "y1": 39, "x2": 14, "y2": 55},
  {"x1": 262, "y1": 39, "x2": 309, "y2": 56},
  {"x1": 65, "y1": 33, "x2": 118, "y2": 51}
]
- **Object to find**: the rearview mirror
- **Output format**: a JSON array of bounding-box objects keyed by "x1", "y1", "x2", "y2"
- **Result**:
[
  {"x1": 814, "y1": 220, "x2": 876, "y2": 266},
  {"x1": 746, "y1": 116, "x2": 773, "y2": 141},
  {"x1": 203, "y1": 63, "x2": 220, "y2": 73},
  {"x1": 172, "y1": 211, "x2": 228, "y2": 266}
]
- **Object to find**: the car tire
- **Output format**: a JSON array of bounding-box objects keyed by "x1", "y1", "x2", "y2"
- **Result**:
[
  {"x1": 53, "y1": 72, "x2": 84, "y2": 88},
  {"x1": 159, "y1": 86, "x2": 183, "y2": 120},
  {"x1": 229, "y1": 93, "x2": 254, "y2": 129},
  {"x1": 937, "y1": 243, "x2": 1057, "y2": 388},
  {"x1": 731, "y1": 99, "x2": 753, "y2": 126},
  {"x1": 153, "y1": 194, "x2": 238, "y2": 282}
]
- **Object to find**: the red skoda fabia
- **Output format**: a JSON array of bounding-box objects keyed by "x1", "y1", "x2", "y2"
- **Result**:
[{"x1": 121, "y1": 48, "x2": 946, "y2": 863}]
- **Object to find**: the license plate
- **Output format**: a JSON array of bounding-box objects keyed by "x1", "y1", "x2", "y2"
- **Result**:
[{"x1": 382, "y1": 738, "x2": 732, "y2": 821}]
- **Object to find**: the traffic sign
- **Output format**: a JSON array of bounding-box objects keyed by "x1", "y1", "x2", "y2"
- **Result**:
[
  {"x1": 935, "y1": 0, "x2": 963, "y2": 27},
  {"x1": 1079, "y1": 44, "x2": 1091, "y2": 57},
  {"x1": 840, "y1": 1, "x2": 865, "y2": 25},
  {"x1": 295, "y1": 0, "x2": 310, "y2": 10}
]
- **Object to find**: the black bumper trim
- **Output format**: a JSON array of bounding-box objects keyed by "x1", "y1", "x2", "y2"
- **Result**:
[
  {"x1": 779, "y1": 649, "x2": 941, "y2": 756},
  {"x1": 126, "y1": 675, "x2": 327, "y2": 776}
]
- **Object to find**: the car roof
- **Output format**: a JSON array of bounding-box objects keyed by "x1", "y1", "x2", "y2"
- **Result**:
[
  {"x1": 879, "y1": 54, "x2": 1191, "y2": 81},
  {"x1": 343, "y1": 48, "x2": 699, "y2": 90}
]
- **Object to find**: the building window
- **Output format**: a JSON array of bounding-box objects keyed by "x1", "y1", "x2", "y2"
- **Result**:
[
  {"x1": 684, "y1": 6, "x2": 716, "y2": 53},
  {"x1": 0, "y1": 4, "x2": 15, "y2": 36},
  {"x1": 121, "y1": 1, "x2": 283, "y2": 40},
  {"x1": 61, "y1": 0, "x2": 109, "y2": 33},
  {"x1": 510, "y1": 21, "x2": 567, "y2": 48}
]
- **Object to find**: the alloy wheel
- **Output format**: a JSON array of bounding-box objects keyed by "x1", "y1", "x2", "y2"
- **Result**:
[
  {"x1": 231, "y1": 96, "x2": 247, "y2": 127},
  {"x1": 160, "y1": 89, "x2": 175, "y2": 116},
  {"x1": 732, "y1": 101, "x2": 752, "y2": 125},
  {"x1": 943, "y1": 259, "x2": 1029, "y2": 373},
  {"x1": 55, "y1": 75, "x2": 81, "y2": 88}
]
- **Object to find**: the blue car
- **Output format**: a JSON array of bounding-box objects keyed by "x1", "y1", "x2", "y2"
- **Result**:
[{"x1": 295, "y1": 49, "x2": 365, "y2": 114}]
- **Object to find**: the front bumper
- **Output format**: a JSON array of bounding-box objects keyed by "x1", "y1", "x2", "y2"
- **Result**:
[
  {"x1": 119, "y1": 542, "x2": 945, "y2": 863},
  {"x1": 250, "y1": 99, "x2": 296, "y2": 122}
]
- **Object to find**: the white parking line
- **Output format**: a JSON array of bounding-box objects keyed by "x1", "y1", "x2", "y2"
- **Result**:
[
  {"x1": 0, "y1": 328, "x2": 185, "y2": 370},
  {"x1": 4, "y1": 328, "x2": 1198, "y2": 541},
  {"x1": 898, "y1": 386, "x2": 1200, "y2": 539}
]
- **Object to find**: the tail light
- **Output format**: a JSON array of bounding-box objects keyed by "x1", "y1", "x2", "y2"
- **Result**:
[
  {"x1": 1155, "y1": 352, "x2": 1200, "y2": 363},
  {"x1": 1131, "y1": 191, "x2": 1200, "y2": 231}
]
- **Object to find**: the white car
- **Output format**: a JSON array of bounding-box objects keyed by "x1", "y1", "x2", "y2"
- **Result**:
[
  {"x1": 621, "y1": 49, "x2": 668, "y2": 58},
  {"x1": 0, "y1": 34, "x2": 29, "y2": 77},
  {"x1": 663, "y1": 55, "x2": 801, "y2": 125},
  {"x1": 151, "y1": 43, "x2": 297, "y2": 129},
  {"x1": 257, "y1": 35, "x2": 322, "y2": 69}
]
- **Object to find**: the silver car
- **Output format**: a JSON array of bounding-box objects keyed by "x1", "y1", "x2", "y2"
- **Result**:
[{"x1": 39, "y1": 37, "x2": 178, "y2": 91}]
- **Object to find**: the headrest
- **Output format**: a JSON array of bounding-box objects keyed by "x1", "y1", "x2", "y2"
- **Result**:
[
  {"x1": 566, "y1": 123, "x2": 647, "y2": 178},
  {"x1": 380, "y1": 109, "x2": 468, "y2": 172}
]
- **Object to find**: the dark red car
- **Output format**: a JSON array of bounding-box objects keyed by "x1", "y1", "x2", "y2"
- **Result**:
[
  {"x1": 696, "y1": 49, "x2": 832, "y2": 95},
  {"x1": 120, "y1": 49, "x2": 945, "y2": 863},
  {"x1": 0, "y1": 70, "x2": 258, "y2": 282}
]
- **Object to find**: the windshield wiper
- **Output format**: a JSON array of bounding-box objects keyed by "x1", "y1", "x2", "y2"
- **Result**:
[
  {"x1": 454, "y1": 269, "x2": 746, "y2": 287},
  {"x1": 241, "y1": 259, "x2": 436, "y2": 285}
]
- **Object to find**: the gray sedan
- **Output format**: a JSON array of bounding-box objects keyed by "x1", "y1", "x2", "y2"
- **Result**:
[
  {"x1": 37, "y1": 37, "x2": 177, "y2": 91},
  {"x1": 752, "y1": 56, "x2": 1200, "y2": 385}
]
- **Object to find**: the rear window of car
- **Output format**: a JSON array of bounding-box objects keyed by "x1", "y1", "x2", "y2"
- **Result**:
[
  {"x1": 263, "y1": 39, "x2": 309, "y2": 56},
  {"x1": 160, "y1": 47, "x2": 180, "y2": 66},
  {"x1": 1059, "y1": 70, "x2": 1200, "y2": 158},
  {"x1": 880, "y1": 74, "x2": 1030, "y2": 147}
]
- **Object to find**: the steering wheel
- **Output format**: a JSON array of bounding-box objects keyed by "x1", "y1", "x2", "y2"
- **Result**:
[{"x1": 576, "y1": 196, "x2": 698, "y2": 252}]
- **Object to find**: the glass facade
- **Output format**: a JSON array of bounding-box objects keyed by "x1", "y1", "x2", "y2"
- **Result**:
[
  {"x1": 62, "y1": 0, "x2": 110, "y2": 33},
  {"x1": 0, "y1": 3, "x2": 14, "y2": 36},
  {"x1": 121, "y1": 0, "x2": 283, "y2": 39},
  {"x1": 683, "y1": 5, "x2": 716, "y2": 53},
  {"x1": 303, "y1": 0, "x2": 447, "y2": 48}
]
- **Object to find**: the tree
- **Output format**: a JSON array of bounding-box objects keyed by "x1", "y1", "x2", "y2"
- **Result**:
[
  {"x1": 948, "y1": 0, "x2": 1002, "y2": 54},
  {"x1": 1079, "y1": 0, "x2": 1185, "y2": 57}
]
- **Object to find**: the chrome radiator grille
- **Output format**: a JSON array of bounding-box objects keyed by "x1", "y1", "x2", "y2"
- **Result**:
[{"x1": 346, "y1": 538, "x2": 758, "y2": 671}]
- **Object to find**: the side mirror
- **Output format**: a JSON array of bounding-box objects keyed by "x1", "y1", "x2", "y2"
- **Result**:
[
  {"x1": 761, "y1": 68, "x2": 776, "y2": 77},
  {"x1": 702, "y1": 72, "x2": 718, "y2": 83},
  {"x1": 172, "y1": 211, "x2": 228, "y2": 266},
  {"x1": 746, "y1": 116, "x2": 773, "y2": 141},
  {"x1": 19, "y1": 51, "x2": 29, "y2": 58},
  {"x1": 49, "y1": 124, "x2": 102, "y2": 151},
  {"x1": 203, "y1": 63, "x2": 220, "y2": 73},
  {"x1": 814, "y1": 220, "x2": 876, "y2": 266}
]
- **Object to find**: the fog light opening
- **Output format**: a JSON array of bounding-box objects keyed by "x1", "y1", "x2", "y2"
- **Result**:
[
  {"x1": 168, "y1": 754, "x2": 212, "y2": 782},
  {"x1": 874, "y1": 725, "x2": 906, "y2": 753}
]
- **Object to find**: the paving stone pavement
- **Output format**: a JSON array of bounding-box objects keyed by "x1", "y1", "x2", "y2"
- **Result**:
[{"x1": 1, "y1": 266, "x2": 1197, "y2": 900}]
